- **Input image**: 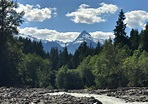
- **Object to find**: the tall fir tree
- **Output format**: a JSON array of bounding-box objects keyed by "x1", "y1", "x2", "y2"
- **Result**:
[
  {"x1": 0, "y1": 0, "x2": 24, "y2": 40},
  {"x1": 0, "y1": 0, "x2": 24, "y2": 86},
  {"x1": 140, "y1": 23, "x2": 148, "y2": 52},
  {"x1": 129, "y1": 29, "x2": 139, "y2": 51},
  {"x1": 72, "y1": 41, "x2": 90, "y2": 68},
  {"x1": 61, "y1": 46, "x2": 69, "y2": 66},
  {"x1": 95, "y1": 41, "x2": 101, "y2": 54},
  {"x1": 114, "y1": 9, "x2": 129, "y2": 47}
]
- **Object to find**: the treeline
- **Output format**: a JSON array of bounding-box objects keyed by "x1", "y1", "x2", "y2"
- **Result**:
[
  {"x1": 0, "y1": 0, "x2": 147, "y2": 89},
  {"x1": 55, "y1": 25, "x2": 148, "y2": 89},
  {"x1": 50, "y1": 10, "x2": 148, "y2": 89}
]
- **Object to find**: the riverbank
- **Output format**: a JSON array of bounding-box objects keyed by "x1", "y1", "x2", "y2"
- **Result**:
[
  {"x1": 68, "y1": 87, "x2": 148, "y2": 102},
  {"x1": 0, "y1": 87, "x2": 147, "y2": 104},
  {"x1": 0, "y1": 87, "x2": 101, "y2": 104}
]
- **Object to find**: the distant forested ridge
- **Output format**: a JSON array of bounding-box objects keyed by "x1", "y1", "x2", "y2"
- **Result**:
[{"x1": 0, "y1": 0, "x2": 147, "y2": 89}]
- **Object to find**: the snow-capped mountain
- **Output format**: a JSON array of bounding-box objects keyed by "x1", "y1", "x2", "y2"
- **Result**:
[
  {"x1": 16, "y1": 30, "x2": 105, "y2": 54},
  {"x1": 42, "y1": 41, "x2": 63, "y2": 52},
  {"x1": 14, "y1": 34, "x2": 63, "y2": 52},
  {"x1": 67, "y1": 30, "x2": 97, "y2": 54},
  {"x1": 14, "y1": 34, "x2": 40, "y2": 42},
  {"x1": 42, "y1": 30, "x2": 98, "y2": 53},
  {"x1": 54, "y1": 40, "x2": 71, "y2": 47}
]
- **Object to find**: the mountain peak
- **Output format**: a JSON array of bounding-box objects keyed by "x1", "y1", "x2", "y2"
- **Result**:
[
  {"x1": 81, "y1": 30, "x2": 89, "y2": 34},
  {"x1": 76, "y1": 30, "x2": 91, "y2": 40},
  {"x1": 68, "y1": 30, "x2": 97, "y2": 54}
]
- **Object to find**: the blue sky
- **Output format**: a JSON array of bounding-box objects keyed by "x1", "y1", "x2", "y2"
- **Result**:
[{"x1": 16, "y1": 0, "x2": 148, "y2": 42}]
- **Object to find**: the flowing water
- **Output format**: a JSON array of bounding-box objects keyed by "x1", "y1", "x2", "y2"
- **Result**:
[{"x1": 49, "y1": 92, "x2": 148, "y2": 104}]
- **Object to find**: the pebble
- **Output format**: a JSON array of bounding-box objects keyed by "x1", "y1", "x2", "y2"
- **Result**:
[{"x1": 0, "y1": 87, "x2": 102, "y2": 104}]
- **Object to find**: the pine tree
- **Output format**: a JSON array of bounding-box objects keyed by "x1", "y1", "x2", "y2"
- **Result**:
[
  {"x1": 50, "y1": 47, "x2": 59, "y2": 70},
  {"x1": 95, "y1": 41, "x2": 101, "y2": 54},
  {"x1": 72, "y1": 41, "x2": 90, "y2": 68},
  {"x1": 114, "y1": 9, "x2": 129, "y2": 46},
  {"x1": 140, "y1": 23, "x2": 148, "y2": 52},
  {"x1": 60, "y1": 46, "x2": 69, "y2": 66},
  {"x1": 0, "y1": 0, "x2": 24, "y2": 86},
  {"x1": 129, "y1": 29, "x2": 139, "y2": 51},
  {"x1": 0, "y1": 0, "x2": 24, "y2": 40}
]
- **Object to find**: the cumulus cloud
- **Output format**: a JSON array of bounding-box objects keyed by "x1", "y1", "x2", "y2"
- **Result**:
[
  {"x1": 18, "y1": 27, "x2": 113, "y2": 43},
  {"x1": 125, "y1": 10, "x2": 148, "y2": 28},
  {"x1": 16, "y1": 3, "x2": 57, "y2": 22},
  {"x1": 66, "y1": 2, "x2": 118, "y2": 24},
  {"x1": 18, "y1": 27, "x2": 79, "y2": 42},
  {"x1": 90, "y1": 31, "x2": 114, "y2": 39}
]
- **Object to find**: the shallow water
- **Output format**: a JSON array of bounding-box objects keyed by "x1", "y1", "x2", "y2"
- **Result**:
[{"x1": 49, "y1": 92, "x2": 148, "y2": 104}]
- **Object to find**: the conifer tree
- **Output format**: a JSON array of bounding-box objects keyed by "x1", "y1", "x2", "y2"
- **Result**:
[
  {"x1": 129, "y1": 29, "x2": 139, "y2": 50},
  {"x1": 140, "y1": 23, "x2": 148, "y2": 52},
  {"x1": 95, "y1": 41, "x2": 101, "y2": 54},
  {"x1": 0, "y1": 0, "x2": 24, "y2": 40},
  {"x1": 0, "y1": 0, "x2": 24, "y2": 86},
  {"x1": 114, "y1": 9, "x2": 129, "y2": 46}
]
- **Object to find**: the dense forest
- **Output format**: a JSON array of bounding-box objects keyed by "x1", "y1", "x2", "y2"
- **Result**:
[{"x1": 0, "y1": 0, "x2": 148, "y2": 89}]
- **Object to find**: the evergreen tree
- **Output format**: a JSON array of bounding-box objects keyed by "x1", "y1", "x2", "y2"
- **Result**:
[
  {"x1": 61, "y1": 46, "x2": 69, "y2": 65},
  {"x1": 114, "y1": 9, "x2": 129, "y2": 46},
  {"x1": 0, "y1": 0, "x2": 24, "y2": 86},
  {"x1": 72, "y1": 41, "x2": 90, "y2": 68},
  {"x1": 17, "y1": 38, "x2": 46, "y2": 58},
  {"x1": 140, "y1": 23, "x2": 148, "y2": 52},
  {"x1": 0, "y1": 0, "x2": 24, "y2": 40},
  {"x1": 49, "y1": 47, "x2": 59, "y2": 70},
  {"x1": 94, "y1": 41, "x2": 101, "y2": 54},
  {"x1": 129, "y1": 29, "x2": 139, "y2": 51}
]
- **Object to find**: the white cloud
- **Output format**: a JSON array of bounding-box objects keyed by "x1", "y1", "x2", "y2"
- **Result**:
[
  {"x1": 90, "y1": 31, "x2": 114, "y2": 39},
  {"x1": 125, "y1": 10, "x2": 148, "y2": 28},
  {"x1": 66, "y1": 2, "x2": 118, "y2": 24},
  {"x1": 18, "y1": 27, "x2": 79, "y2": 42},
  {"x1": 18, "y1": 27, "x2": 113, "y2": 43},
  {"x1": 16, "y1": 3, "x2": 57, "y2": 22}
]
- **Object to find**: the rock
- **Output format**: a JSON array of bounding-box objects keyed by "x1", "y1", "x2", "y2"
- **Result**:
[
  {"x1": 0, "y1": 87, "x2": 102, "y2": 104},
  {"x1": 105, "y1": 87, "x2": 148, "y2": 103},
  {"x1": 143, "y1": 91, "x2": 148, "y2": 95}
]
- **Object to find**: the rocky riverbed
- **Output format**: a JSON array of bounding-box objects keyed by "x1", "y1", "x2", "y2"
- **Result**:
[
  {"x1": 106, "y1": 87, "x2": 148, "y2": 102},
  {"x1": 0, "y1": 87, "x2": 147, "y2": 104},
  {"x1": 68, "y1": 87, "x2": 148, "y2": 103},
  {"x1": 0, "y1": 87, "x2": 102, "y2": 104}
]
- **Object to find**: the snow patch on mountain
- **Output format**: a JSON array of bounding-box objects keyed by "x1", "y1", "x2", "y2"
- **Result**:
[
  {"x1": 16, "y1": 30, "x2": 106, "y2": 53},
  {"x1": 67, "y1": 30, "x2": 97, "y2": 53}
]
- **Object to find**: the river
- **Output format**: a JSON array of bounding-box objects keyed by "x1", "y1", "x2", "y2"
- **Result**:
[{"x1": 49, "y1": 92, "x2": 148, "y2": 104}]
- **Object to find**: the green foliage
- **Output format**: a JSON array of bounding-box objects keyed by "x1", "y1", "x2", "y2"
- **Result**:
[
  {"x1": 0, "y1": 3, "x2": 148, "y2": 89},
  {"x1": 140, "y1": 23, "x2": 148, "y2": 52},
  {"x1": 49, "y1": 47, "x2": 59, "y2": 70},
  {"x1": 92, "y1": 39, "x2": 119, "y2": 88},
  {"x1": 56, "y1": 66, "x2": 83, "y2": 89},
  {"x1": 60, "y1": 47, "x2": 70, "y2": 66},
  {"x1": 78, "y1": 39, "x2": 132, "y2": 88},
  {"x1": 0, "y1": 0, "x2": 24, "y2": 39},
  {"x1": 94, "y1": 41, "x2": 102, "y2": 54},
  {"x1": 122, "y1": 50, "x2": 147, "y2": 86},
  {"x1": 19, "y1": 54, "x2": 52, "y2": 87},
  {"x1": 72, "y1": 41, "x2": 91, "y2": 68},
  {"x1": 129, "y1": 29, "x2": 139, "y2": 50},
  {"x1": 138, "y1": 51, "x2": 148, "y2": 86},
  {"x1": 114, "y1": 9, "x2": 129, "y2": 46},
  {"x1": 0, "y1": 38, "x2": 23, "y2": 86},
  {"x1": 18, "y1": 37, "x2": 46, "y2": 58},
  {"x1": 77, "y1": 56, "x2": 95, "y2": 88},
  {"x1": 0, "y1": 0, "x2": 24, "y2": 86}
]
